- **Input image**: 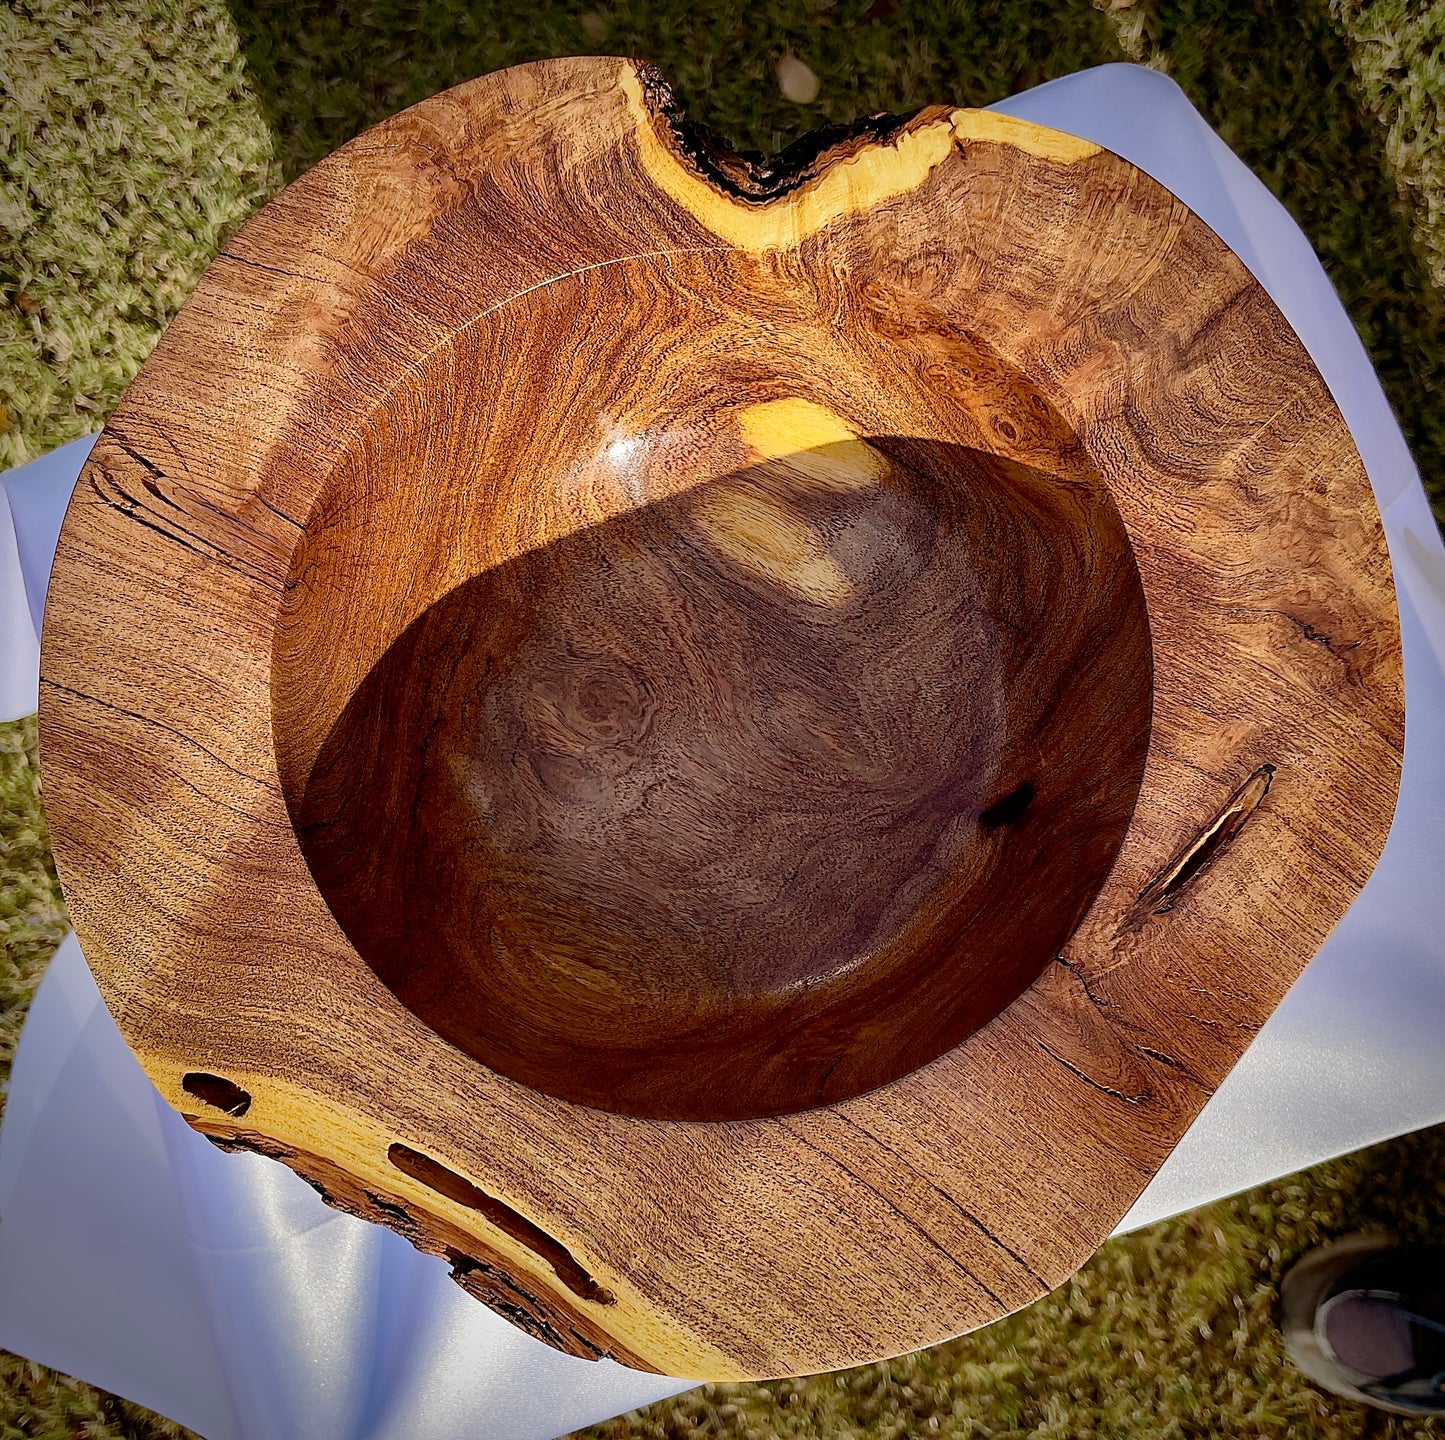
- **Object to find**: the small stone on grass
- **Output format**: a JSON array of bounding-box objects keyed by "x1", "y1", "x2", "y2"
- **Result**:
[{"x1": 776, "y1": 53, "x2": 820, "y2": 105}]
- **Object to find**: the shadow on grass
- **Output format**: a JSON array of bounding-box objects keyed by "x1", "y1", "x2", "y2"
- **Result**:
[{"x1": 223, "y1": 0, "x2": 1123, "y2": 174}]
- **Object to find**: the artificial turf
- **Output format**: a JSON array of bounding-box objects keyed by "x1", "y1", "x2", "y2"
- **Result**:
[{"x1": 3, "y1": 1, "x2": 1445, "y2": 1435}]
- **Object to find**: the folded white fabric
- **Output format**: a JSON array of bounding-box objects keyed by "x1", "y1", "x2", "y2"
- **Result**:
[
  {"x1": 0, "y1": 487, "x2": 39, "y2": 724},
  {"x1": 0, "y1": 937, "x2": 690, "y2": 1440},
  {"x1": 2, "y1": 61, "x2": 1444, "y2": 1440}
]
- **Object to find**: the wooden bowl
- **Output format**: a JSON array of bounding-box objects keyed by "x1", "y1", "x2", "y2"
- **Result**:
[{"x1": 39, "y1": 58, "x2": 1403, "y2": 1379}]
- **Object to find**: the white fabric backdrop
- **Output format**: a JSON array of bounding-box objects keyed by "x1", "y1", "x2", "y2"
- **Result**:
[{"x1": 2, "y1": 60, "x2": 1443, "y2": 1440}]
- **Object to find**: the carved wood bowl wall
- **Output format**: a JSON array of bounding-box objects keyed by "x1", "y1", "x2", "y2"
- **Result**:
[
  {"x1": 39, "y1": 57, "x2": 1403, "y2": 1379},
  {"x1": 276, "y1": 299, "x2": 1154, "y2": 1121}
]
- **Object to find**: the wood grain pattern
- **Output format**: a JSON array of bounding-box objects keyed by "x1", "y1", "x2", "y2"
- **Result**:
[
  {"x1": 292, "y1": 427, "x2": 1151, "y2": 1121},
  {"x1": 38, "y1": 57, "x2": 1403, "y2": 1378}
]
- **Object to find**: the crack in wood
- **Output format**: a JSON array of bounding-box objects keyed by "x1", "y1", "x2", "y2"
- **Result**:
[
  {"x1": 832, "y1": 1112, "x2": 1048, "y2": 1287},
  {"x1": 255, "y1": 494, "x2": 305, "y2": 531},
  {"x1": 1287, "y1": 614, "x2": 1359, "y2": 653},
  {"x1": 814, "y1": 1049, "x2": 846, "y2": 1106},
  {"x1": 1115, "y1": 764, "x2": 1275, "y2": 936},
  {"x1": 138, "y1": 474, "x2": 185, "y2": 512},
  {"x1": 88, "y1": 468, "x2": 284, "y2": 593},
  {"x1": 1035, "y1": 1040, "x2": 1150, "y2": 1106},
  {"x1": 781, "y1": 1121, "x2": 1010, "y2": 1307},
  {"x1": 1054, "y1": 953, "x2": 1109, "y2": 1011},
  {"x1": 39, "y1": 678, "x2": 270, "y2": 795},
  {"x1": 1132, "y1": 1045, "x2": 1205, "y2": 1087},
  {"x1": 222, "y1": 250, "x2": 307, "y2": 283},
  {"x1": 1218, "y1": 601, "x2": 1365, "y2": 658},
  {"x1": 102, "y1": 436, "x2": 297, "y2": 564},
  {"x1": 107, "y1": 433, "x2": 165, "y2": 479}
]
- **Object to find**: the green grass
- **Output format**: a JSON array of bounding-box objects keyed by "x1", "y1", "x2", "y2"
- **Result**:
[
  {"x1": 1317, "y1": 0, "x2": 1445, "y2": 294},
  {"x1": 0, "y1": 1, "x2": 278, "y2": 467},
  {"x1": 1128, "y1": 0, "x2": 1445, "y2": 526},
  {"x1": 3, "y1": 1, "x2": 1445, "y2": 1435},
  {"x1": 226, "y1": 0, "x2": 1121, "y2": 175}
]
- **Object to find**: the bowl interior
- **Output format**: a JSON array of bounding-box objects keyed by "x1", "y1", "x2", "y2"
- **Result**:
[{"x1": 271, "y1": 258, "x2": 1153, "y2": 1121}]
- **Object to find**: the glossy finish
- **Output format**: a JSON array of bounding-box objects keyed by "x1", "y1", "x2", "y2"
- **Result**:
[
  {"x1": 39, "y1": 58, "x2": 1401, "y2": 1379},
  {"x1": 288, "y1": 416, "x2": 1151, "y2": 1119}
]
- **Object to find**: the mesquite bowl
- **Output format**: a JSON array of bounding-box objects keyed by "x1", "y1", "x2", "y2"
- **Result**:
[{"x1": 40, "y1": 58, "x2": 1402, "y2": 1379}]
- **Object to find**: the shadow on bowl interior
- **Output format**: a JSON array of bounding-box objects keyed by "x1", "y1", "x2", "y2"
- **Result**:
[{"x1": 273, "y1": 427, "x2": 1152, "y2": 1121}]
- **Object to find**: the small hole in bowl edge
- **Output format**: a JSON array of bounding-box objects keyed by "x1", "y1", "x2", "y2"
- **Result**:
[
  {"x1": 388, "y1": 1142, "x2": 614, "y2": 1304},
  {"x1": 182, "y1": 1071, "x2": 252, "y2": 1117}
]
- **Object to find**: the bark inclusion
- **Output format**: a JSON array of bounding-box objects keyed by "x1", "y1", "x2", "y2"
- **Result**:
[{"x1": 637, "y1": 62, "x2": 936, "y2": 204}]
